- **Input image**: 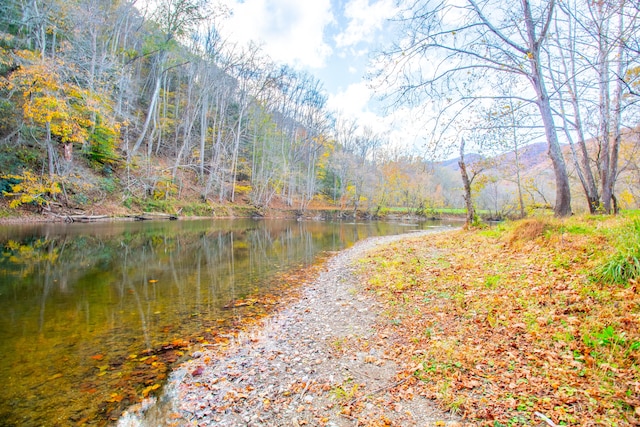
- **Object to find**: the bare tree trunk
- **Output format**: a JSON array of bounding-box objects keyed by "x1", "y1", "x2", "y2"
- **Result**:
[
  {"x1": 230, "y1": 108, "x2": 245, "y2": 203},
  {"x1": 458, "y1": 138, "x2": 475, "y2": 228},
  {"x1": 513, "y1": 141, "x2": 526, "y2": 219},
  {"x1": 522, "y1": 0, "x2": 572, "y2": 217},
  {"x1": 597, "y1": 6, "x2": 612, "y2": 213},
  {"x1": 551, "y1": 17, "x2": 600, "y2": 213},
  {"x1": 129, "y1": 62, "x2": 163, "y2": 160},
  {"x1": 199, "y1": 95, "x2": 208, "y2": 179},
  {"x1": 603, "y1": 13, "x2": 626, "y2": 214},
  {"x1": 46, "y1": 122, "x2": 55, "y2": 179}
]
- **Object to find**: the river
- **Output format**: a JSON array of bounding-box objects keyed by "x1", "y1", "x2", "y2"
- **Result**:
[{"x1": 0, "y1": 218, "x2": 454, "y2": 426}]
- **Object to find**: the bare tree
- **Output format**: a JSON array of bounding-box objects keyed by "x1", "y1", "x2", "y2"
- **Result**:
[
  {"x1": 127, "y1": 0, "x2": 209, "y2": 161},
  {"x1": 481, "y1": 87, "x2": 543, "y2": 218},
  {"x1": 550, "y1": 0, "x2": 640, "y2": 213},
  {"x1": 373, "y1": 0, "x2": 573, "y2": 216},
  {"x1": 458, "y1": 138, "x2": 479, "y2": 227}
]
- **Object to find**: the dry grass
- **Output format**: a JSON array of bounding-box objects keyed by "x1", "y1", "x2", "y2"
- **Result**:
[{"x1": 505, "y1": 218, "x2": 552, "y2": 247}]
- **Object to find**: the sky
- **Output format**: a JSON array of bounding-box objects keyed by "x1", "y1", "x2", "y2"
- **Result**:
[{"x1": 216, "y1": 0, "x2": 421, "y2": 145}]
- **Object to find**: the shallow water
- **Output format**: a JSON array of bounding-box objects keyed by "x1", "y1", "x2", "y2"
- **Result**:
[{"x1": 0, "y1": 218, "x2": 453, "y2": 426}]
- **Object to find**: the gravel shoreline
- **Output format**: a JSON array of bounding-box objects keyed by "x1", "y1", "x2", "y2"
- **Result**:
[{"x1": 118, "y1": 230, "x2": 463, "y2": 426}]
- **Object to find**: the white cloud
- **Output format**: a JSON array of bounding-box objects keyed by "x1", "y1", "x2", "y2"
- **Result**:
[
  {"x1": 219, "y1": 0, "x2": 334, "y2": 69},
  {"x1": 334, "y1": 0, "x2": 398, "y2": 48},
  {"x1": 327, "y1": 81, "x2": 391, "y2": 137},
  {"x1": 327, "y1": 81, "x2": 372, "y2": 118}
]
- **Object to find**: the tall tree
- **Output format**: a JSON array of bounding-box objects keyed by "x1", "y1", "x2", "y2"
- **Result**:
[
  {"x1": 127, "y1": 0, "x2": 209, "y2": 161},
  {"x1": 550, "y1": 0, "x2": 640, "y2": 213},
  {"x1": 373, "y1": 0, "x2": 573, "y2": 216}
]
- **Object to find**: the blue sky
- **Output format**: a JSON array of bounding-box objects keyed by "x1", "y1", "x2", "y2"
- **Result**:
[{"x1": 217, "y1": 0, "x2": 406, "y2": 138}]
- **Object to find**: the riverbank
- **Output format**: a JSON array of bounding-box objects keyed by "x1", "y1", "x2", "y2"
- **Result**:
[
  {"x1": 118, "y1": 229, "x2": 464, "y2": 427},
  {"x1": 0, "y1": 196, "x2": 467, "y2": 225},
  {"x1": 116, "y1": 214, "x2": 640, "y2": 426}
]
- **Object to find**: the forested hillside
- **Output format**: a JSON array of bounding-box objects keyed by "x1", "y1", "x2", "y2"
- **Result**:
[
  {"x1": 1, "y1": 0, "x2": 639, "y2": 221},
  {"x1": 0, "y1": 0, "x2": 457, "y2": 218}
]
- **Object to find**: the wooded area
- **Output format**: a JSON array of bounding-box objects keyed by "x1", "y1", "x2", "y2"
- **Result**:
[{"x1": 0, "y1": 0, "x2": 639, "y2": 220}]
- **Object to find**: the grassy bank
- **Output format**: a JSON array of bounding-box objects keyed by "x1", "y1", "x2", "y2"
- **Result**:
[{"x1": 356, "y1": 214, "x2": 640, "y2": 425}]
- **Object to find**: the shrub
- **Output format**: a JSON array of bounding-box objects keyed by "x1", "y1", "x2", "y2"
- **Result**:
[{"x1": 1, "y1": 171, "x2": 61, "y2": 208}]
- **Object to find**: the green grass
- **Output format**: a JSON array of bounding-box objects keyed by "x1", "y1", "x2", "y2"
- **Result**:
[
  {"x1": 595, "y1": 219, "x2": 640, "y2": 285},
  {"x1": 596, "y1": 250, "x2": 640, "y2": 285},
  {"x1": 370, "y1": 206, "x2": 492, "y2": 216}
]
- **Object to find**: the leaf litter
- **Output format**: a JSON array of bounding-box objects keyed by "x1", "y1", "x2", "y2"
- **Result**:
[{"x1": 358, "y1": 216, "x2": 640, "y2": 426}]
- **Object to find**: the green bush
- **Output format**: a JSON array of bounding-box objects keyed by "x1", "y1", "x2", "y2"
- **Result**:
[
  {"x1": 0, "y1": 176, "x2": 20, "y2": 194},
  {"x1": 99, "y1": 177, "x2": 118, "y2": 195}
]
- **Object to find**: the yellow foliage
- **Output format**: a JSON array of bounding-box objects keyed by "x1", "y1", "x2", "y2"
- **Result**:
[
  {"x1": 153, "y1": 177, "x2": 178, "y2": 200},
  {"x1": 626, "y1": 65, "x2": 640, "y2": 94},
  {"x1": 618, "y1": 189, "x2": 635, "y2": 209},
  {"x1": 234, "y1": 184, "x2": 252, "y2": 195},
  {"x1": 1, "y1": 171, "x2": 61, "y2": 208},
  {"x1": 6, "y1": 56, "x2": 120, "y2": 154}
]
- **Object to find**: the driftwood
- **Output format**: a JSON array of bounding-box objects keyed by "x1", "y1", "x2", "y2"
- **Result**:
[
  {"x1": 68, "y1": 215, "x2": 111, "y2": 223},
  {"x1": 133, "y1": 212, "x2": 179, "y2": 221},
  {"x1": 41, "y1": 205, "x2": 178, "y2": 222},
  {"x1": 42, "y1": 209, "x2": 111, "y2": 223}
]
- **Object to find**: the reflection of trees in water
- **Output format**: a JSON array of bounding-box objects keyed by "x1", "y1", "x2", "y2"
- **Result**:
[
  {"x1": 0, "y1": 220, "x2": 331, "y2": 426},
  {"x1": 2, "y1": 218, "x2": 428, "y2": 350},
  {"x1": 0, "y1": 220, "x2": 424, "y2": 308},
  {"x1": 1, "y1": 220, "x2": 359, "y2": 341}
]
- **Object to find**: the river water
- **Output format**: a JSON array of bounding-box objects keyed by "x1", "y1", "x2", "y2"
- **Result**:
[{"x1": 0, "y1": 218, "x2": 454, "y2": 426}]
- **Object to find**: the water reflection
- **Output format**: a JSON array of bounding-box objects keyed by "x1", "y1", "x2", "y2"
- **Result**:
[{"x1": 0, "y1": 218, "x2": 452, "y2": 426}]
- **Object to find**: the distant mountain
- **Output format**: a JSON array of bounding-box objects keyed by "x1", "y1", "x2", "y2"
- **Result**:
[
  {"x1": 498, "y1": 142, "x2": 548, "y2": 170},
  {"x1": 437, "y1": 153, "x2": 485, "y2": 170},
  {"x1": 436, "y1": 141, "x2": 548, "y2": 172}
]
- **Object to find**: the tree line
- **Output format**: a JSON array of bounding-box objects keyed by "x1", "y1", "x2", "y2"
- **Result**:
[
  {"x1": 0, "y1": 0, "x2": 639, "y2": 220},
  {"x1": 0, "y1": 0, "x2": 460, "y2": 216}
]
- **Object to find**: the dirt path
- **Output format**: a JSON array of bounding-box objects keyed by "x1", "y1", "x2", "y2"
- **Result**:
[{"x1": 118, "y1": 230, "x2": 463, "y2": 426}]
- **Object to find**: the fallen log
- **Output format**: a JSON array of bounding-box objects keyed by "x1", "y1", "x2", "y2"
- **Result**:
[
  {"x1": 134, "y1": 212, "x2": 179, "y2": 221},
  {"x1": 68, "y1": 215, "x2": 111, "y2": 223}
]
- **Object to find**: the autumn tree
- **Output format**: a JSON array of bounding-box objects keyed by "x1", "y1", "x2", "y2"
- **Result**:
[
  {"x1": 127, "y1": 0, "x2": 210, "y2": 161},
  {"x1": 324, "y1": 116, "x2": 358, "y2": 206},
  {"x1": 2, "y1": 51, "x2": 118, "y2": 178}
]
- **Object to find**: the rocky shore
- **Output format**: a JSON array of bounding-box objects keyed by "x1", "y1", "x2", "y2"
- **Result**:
[{"x1": 118, "y1": 230, "x2": 463, "y2": 427}]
